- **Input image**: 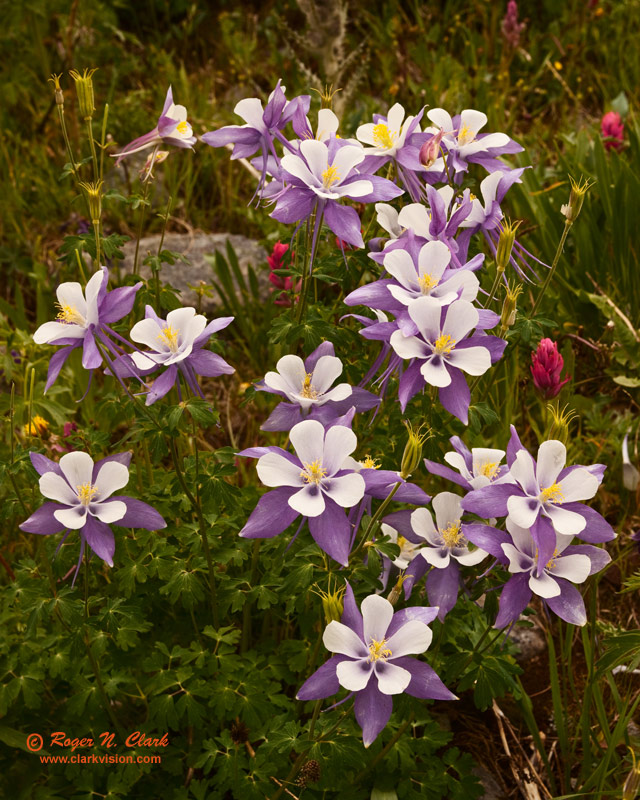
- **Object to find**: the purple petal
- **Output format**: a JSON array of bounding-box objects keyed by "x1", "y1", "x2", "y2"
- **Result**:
[
  {"x1": 82, "y1": 331, "x2": 102, "y2": 370},
  {"x1": 20, "y1": 502, "x2": 67, "y2": 535},
  {"x1": 464, "y1": 523, "x2": 510, "y2": 563},
  {"x1": 271, "y1": 188, "x2": 316, "y2": 225},
  {"x1": 201, "y1": 126, "x2": 261, "y2": 151},
  {"x1": 261, "y1": 402, "x2": 303, "y2": 432},
  {"x1": 530, "y1": 516, "x2": 556, "y2": 577},
  {"x1": 387, "y1": 607, "x2": 439, "y2": 638},
  {"x1": 426, "y1": 562, "x2": 460, "y2": 620},
  {"x1": 323, "y1": 202, "x2": 364, "y2": 249},
  {"x1": 398, "y1": 361, "x2": 424, "y2": 412},
  {"x1": 462, "y1": 484, "x2": 521, "y2": 518},
  {"x1": 99, "y1": 284, "x2": 142, "y2": 324},
  {"x1": 394, "y1": 656, "x2": 457, "y2": 700},
  {"x1": 422, "y1": 458, "x2": 470, "y2": 489},
  {"x1": 438, "y1": 368, "x2": 470, "y2": 424},
  {"x1": 506, "y1": 425, "x2": 525, "y2": 467},
  {"x1": 82, "y1": 515, "x2": 115, "y2": 567},
  {"x1": 354, "y1": 680, "x2": 393, "y2": 748},
  {"x1": 110, "y1": 496, "x2": 166, "y2": 530},
  {"x1": 343, "y1": 280, "x2": 399, "y2": 310},
  {"x1": 402, "y1": 556, "x2": 429, "y2": 599},
  {"x1": 188, "y1": 349, "x2": 234, "y2": 378},
  {"x1": 562, "y1": 504, "x2": 616, "y2": 542},
  {"x1": 567, "y1": 544, "x2": 611, "y2": 575},
  {"x1": 495, "y1": 574, "x2": 531, "y2": 629},
  {"x1": 145, "y1": 364, "x2": 178, "y2": 405},
  {"x1": 239, "y1": 488, "x2": 299, "y2": 539},
  {"x1": 192, "y1": 316, "x2": 234, "y2": 348},
  {"x1": 545, "y1": 578, "x2": 587, "y2": 626},
  {"x1": 296, "y1": 656, "x2": 348, "y2": 700},
  {"x1": 341, "y1": 583, "x2": 364, "y2": 640},
  {"x1": 45, "y1": 345, "x2": 79, "y2": 392},
  {"x1": 353, "y1": 174, "x2": 405, "y2": 203},
  {"x1": 308, "y1": 498, "x2": 353, "y2": 566},
  {"x1": 30, "y1": 452, "x2": 63, "y2": 477}
]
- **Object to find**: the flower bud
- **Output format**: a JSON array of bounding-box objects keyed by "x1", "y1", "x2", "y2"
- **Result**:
[
  {"x1": 623, "y1": 748, "x2": 640, "y2": 800},
  {"x1": 545, "y1": 402, "x2": 577, "y2": 446},
  {"x1": 530, "y1": 338, "x2": 571, "y2": 399},
  {"x1": 78, "y1": 180, "x2": 103, "y2": 226},
  {"x1": 495, "y1": 218, "x2": 522, "y2": 271},
  {"x1": 400, "y1": 421, "x2": 430, "y2": 479},
  {"x1": 48, "y1": 73, "x2": 64, "y2": 106},
  {"x1": 386, "y1": 574, "x2": 406, "y2": 607},
  {"x1": 622, "y1": 433, "x2": 640, "y2": 492},
  {"x1": 313, "y1": 581, "x2": 345, "y2": 625},
  {"x1": 601, "y1": 111, "x2": 624, "y2": 152},
  {"x1": 69, "y1": 68, "x2": 97, "y2": 120},
  {"x1": 561, "y1": 175, "x2": 593, "y2": 223},
  {"x1": 500, "y1": 281, "x2": 523, "y2": 332},
  {"x1": 419, "y1": 129, "x2": 444, "y2": 168}
]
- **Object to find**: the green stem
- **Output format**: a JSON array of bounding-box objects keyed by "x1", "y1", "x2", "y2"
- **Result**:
[
  {"x1": 85, "y1": 118, "x2": 99, "y2": 182},
  {"x1": 484, "y1": 263, "x2": 505, "y2": 309},
  {"x1": 99, "y1": 103, "x2": 109, "y2": 181},
  {"x1": 133, "y1": 180, "x2": 152, "y2": 276},
  {"x1": 84, "y1": 627, "x2": 127, "y2": 741},
  {"x1": 530, "y1": 220, "x2": 572, "y2": 317},
  {"x1": 295, "y1": 214, "x2": 314, "y2": 325},
  {"x1": 307, "y1": 698, "x2": 322, "y2": 740},
  {"x1": 241, "y1": 540, "x2": 261, "y2": 653},
  {"x1": 353, "y1": 712, "x2": 415, "y2": 784},
  {"x1": 351, "y1": 482, "x2": 401, "y2": 560}
]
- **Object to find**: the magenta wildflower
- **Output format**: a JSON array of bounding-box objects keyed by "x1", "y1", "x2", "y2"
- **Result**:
[
  {"x1": 501, "y1": 1, "x2": 526, "y2": 49},
  {"x1": 530, "y1": 338, "x2": 570, "y2": 399},
  {"x1": 601, "y1": 111, "x2": 624, "y2": 152}
]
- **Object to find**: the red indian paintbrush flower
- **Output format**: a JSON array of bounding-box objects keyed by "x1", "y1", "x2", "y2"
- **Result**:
[
  {"x1": 601, "y1": 111, "x2": 624, "y2": 152},
  {"x1": 530, "y1": 338, "x2": 570, "y2": 399}
]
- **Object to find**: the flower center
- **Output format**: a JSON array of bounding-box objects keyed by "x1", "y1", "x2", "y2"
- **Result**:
[
  {"x1": 545, "y1": 547, "x2": 560, "y2": 571},
  {"x1": 368, "y1": 638, "x2": 393, "y2": 662},
  {"x1": 299, "y1": 373, "x2": 318, "y2": 399},
  {"x1": 440, "y1": 521, "x2": 464, "y2": 548},
  {"x1": 56, "y1": 303, "x2": 86, "y2": 326},
  {"x1": 477, "y1": 461, "x2": 500, "y2": 480},
  {"x1": 157, "y1": 324, "x2": 180, "y2": 352},
  {"x1": 434, "y1": 334, "x2": 456, "y2": 356},
  {"x1": 360, "y1": 455, "x2": 380, "y2": 469},
  {"x1": 373, "y1": 123, "x2": 396, "y2": 149},
  {"x1": 300, "y1": 459, "x2": 327, "y2": 485},
  {"x1": 418, "y1": 273, "x2": 437, "y2": 294},
  {"x1": 321, "y1": 164, "x2": 340, "y2": 188},
  {"x1": 539, "y1": 483, "x2": 564, "y2": 504},
  {"x1": 77, "y1": 482, "x2": 98, "y2": 506},
  {"x1": 176, "y1": 120, "x2": 190, "y2": 135},
  {"x1": 457, "y1": 123, "x2": 475, "y2": 146}
]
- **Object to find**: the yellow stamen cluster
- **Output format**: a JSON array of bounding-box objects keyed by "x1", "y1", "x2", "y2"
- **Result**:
[
  {"x1": 321, "y1": 164, "x2": 340, "y2": 188},
  {"x1": 457, "y1": 123, "x2": 475, "y2": 145},
  {"x1": 300, "y1": 460, "x2": 327, "y2": 485},
  {"x1": 418, "y1": 273, "x2": 437, "y2": 294},
  {"x1": 300, "y1": 373, "x2": 318, "y2": 399},
  {"x1": 176, "y1": 120, "x2": 190, "y2": 135},
  {"x1": 545, "y1": 548, "x2": 560, "y2": 571},
  {"x1": 157, "y1": 325, "x2": 180, "y2": 352},
  {"x1": 56, "y1": 303, "x2": 85, "y2": 325},
  {"x1": 434, "y1": 334, "x2": 455, "y2": 356},
  {"x1": 539, "y1": 483, "x2": 564, "y2": 504},
  {"x1": 77, "y1": 483, "x2": 98, "y2": 505},
  {"x1": 440, "y1": 521, "x2": 464, "y2": 548},
  {"x1": 360, "y1": 455, "x2": 380, "y2": 470},
  {"x1": 396, "y1": 535, "x2": 407, "y2": 550},
  {"x1": 368, "y1": 638, "x2": 392, "y2": 662},
  {"x1": 373, "y1": 123, "x2": 396, "y2": 149},
  {"x1": 477, "y1": 461, "x2": 500, "y2": 480}
]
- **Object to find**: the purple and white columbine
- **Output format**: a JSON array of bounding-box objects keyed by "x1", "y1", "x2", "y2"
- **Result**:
[
  {"x1": 113, "y1": 86, "x2": 197, "y2": 167},
  {"x1": 238, "y1": 419, "x2": 366, "y2": 565},
  {"x1": 20, "y1": 451, "x2": 166, "y2": 583},
  {"x1": 424, "y1": 436, "x2": 513, "y2": 491},
  {"x1": 33, "y1": 268, "x2": 142, "y2": 392},
  {"x1": 129, "y1": 306, "x2": 234, "y2": 404},
  {"x1": 297, "y1": 585, "x2": 455, "y2": 747}
]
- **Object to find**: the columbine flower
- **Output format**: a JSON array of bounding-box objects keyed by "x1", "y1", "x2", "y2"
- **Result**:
[
  {"x1": 33, "y1": 268, "x2": 142, "y2": 392},
  {"x1": 258, "y1": 342, "x2": 379, "y2": 431},
  {"x1": 530, "y1": 338, "x2": 570, "y2": 399},
  {"x1": 601, "y1": 111, "x2": 624, "y2": 152},
  {"x1": 238, "y1": 419, "x2": 366, "y2": 565},
  {"x1": 494, "y1": 517, "x2": 610, "y2": 628},
  {"x1": 622, "y1": 432, "x2": 640, "y2": 491},
  {"x1": 425, "y1": 108, "x2": 519, "y2": 173},
  {"x1": 274, "y1": 138, "x2": 402, "y2": 251},
  {"x1": 403, "y1": 492, "x2": 489, "y2": 618},
  {"x1": 297, "y1": 585, "x2": 455, "y2": 747},
  {"x1": 20, "y1": 451, "x2": 166, "y2": 583},
  {"x1": 424, "y1": 436, "x2": 513, "y2": 491},
  {"x1": 113, "y1": 86, "x2": 196, "y2": 167},
  {"x1": 129, "y1": 306, "x2": 234, "y2": 404},
  {"x1": 462, "y1": 437, "x2": 616, "y2": 572},
  {"x1": 390, "y1": 297, "x2": 504, "y2": 422}
]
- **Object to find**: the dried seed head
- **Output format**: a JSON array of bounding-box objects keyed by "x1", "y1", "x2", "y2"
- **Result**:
[
  {"x1": 69, "y1": 68, "x2": 97, "y2": 120},
  {"x1": 400, "y1": 420, "x2": 431, "y2": 479},
  {"x1": 561, "y1": 175, "x2": 594, "y2": 223},
  {"x1": 495, "y1": 217, "x2": 522, "y2": 270},
  {"x1": 230, "y1": 719, "x2": 249, "y2": 745},
  {"x1": 49, "y1": 73, "x2": 64, "y2": 106},
  {"x1": 297, "y1": 759, "x2": 321, "y2": 787}
]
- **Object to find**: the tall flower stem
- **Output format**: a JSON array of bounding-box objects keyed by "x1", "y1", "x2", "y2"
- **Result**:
[
  {"x1": 484, "y1": 263, "x2": 505, "y2": 309},
  {"x1": 295, "y1": 212, "x2": 315, "y2": 325},
  {"x1": 86, "y1": 119, "x2": 99, "y2": 183},
  {"x1": 83, "y1": 627, "x2": 127, "y2": 741},
  {"x1": 530, "y1": 220, "x2": 571, "y2": 318},
  {"x1": 133, "y1": 170, "x2": 155, "y2": 276},
  {"x1": 241, "y1": 540, "x2": 261, "y2": 653},
  {"x1": 351, "y1": 482, "x2": 402, "y2": 560}
]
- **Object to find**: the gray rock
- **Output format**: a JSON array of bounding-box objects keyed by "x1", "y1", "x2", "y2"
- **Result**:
[
  {"x1": 120, "y1": 232, "x2": 269, "y2": 313},
  {"x1": 472, "y1": 766, "x2": 507, "y2": 800},
  {"x1": 509, "y1": 624, "x2": 546, "y2": 663}
]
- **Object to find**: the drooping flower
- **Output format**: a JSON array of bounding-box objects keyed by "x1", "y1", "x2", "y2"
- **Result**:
[
  {"x1": 238, "y1": 419, "x2": 366, "y2": 565},
  {"x1": 389, "y1": 296, "x2": 505, "y2": 423},
  {"x1": 297, "y1": 585, "x2": 455, "y2": 747},
  {"x1": 113, "y1": 86, "x2": 197, "y2": 167},
  {"x1": 258, "y1": 342, "x2": 379, "y2": 431},
  {"x1": 601, "y1": 111, "x2": 624, "y2": 152},
  {"x1": 33, "y1": 268, "x2": 142, "y2": 392},
  {"x1": 129, "y1": 306, "x2": 234, "y2": 404},
  {"x1": 530, "y1": 338, "x2": 571, "y2": 399},
  {"x1": 403, "y1": 492, "x2": 489, "y2": 618},
  {"x1": 20, "y1": 451, "x2": 166, "y2": 583},
  {"x1": 493, "y1": 517, "x2": 611, "y2": 628}
]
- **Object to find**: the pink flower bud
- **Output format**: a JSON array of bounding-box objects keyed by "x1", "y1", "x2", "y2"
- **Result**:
[
  {"x1": 501, "y1": 0, "x2": 526, "y2": 49},
  {"x1": 601, "y1": 111, "x2": 624, "y2": 152},
  {"x1": 266, "y1": 241, "x2": 300, "y2": 305},
  {"x1": 419, "y1": 129, "x2": 444, "y2": 168},
  {"x1": 267, "y1": 241, "x2": 291, "y2": 271},
  {"x1": 530, "y1": 338, "x2": 571, "y2": 399}
]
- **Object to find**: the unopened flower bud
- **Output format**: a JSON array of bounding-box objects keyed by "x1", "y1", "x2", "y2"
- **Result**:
[
  {"x1": 623, "y1": 748, "x2": 640, "y2": 800},
  {"x1": 69, "y1": 68, "x2": 97, "y2": 120},
  {"x1": 49, "y1": 73, "x2": 64, "y2": 106},
  {"x1": 622, "y1": 433, "x2": 640, "y2": 492},
  {"x1": 500, "y1": 281, "x2": 523, "y2": 332},
  {"x1": 601, "y1": 111, "x2": 624, "y2": 152},
  {"x1": 496, "y1": 218, "x2": 522, "y2": 271},
  {"x1": 546, "y1": 402, "x2": 577, "y2": 446},
  {"x1": 387, "y1": 574, "x2": 406, "y2": 606},
  {"x1": 530, "y1": 338, "x2": 571, "y2": 399},
  {"x1": 78, "y1": 180, "x2": 103, "y2": 226},
  {"x1": 419, "y1": 129, "x2": 444, "y2": 168},
  {"x1": 400, "y1": 421, "x2": 430, "y2": 479},
  {"x1": 561, "y1": 175, "x2": 593, "y2": 223},
  {"x1": 313, "y1": 581, "x2": 345, "y2": 625}
]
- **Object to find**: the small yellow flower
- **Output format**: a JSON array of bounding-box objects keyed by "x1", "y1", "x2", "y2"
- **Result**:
[
  {"x1": 554, "y1": 61, "x2": 563, "y2": 71},
  {"x1": 23, "y1": 416, "x2": 49, "y2": 436}
]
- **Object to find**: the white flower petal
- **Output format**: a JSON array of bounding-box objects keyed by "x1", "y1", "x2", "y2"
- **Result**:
[
  {"x1": 510, "y1": 450, "x2": 539, "y2": 494},
  {"x1": 536, "y1": 440, "x2": 567, "y2": 487},
  {"x1": 410, "y1": 507, "x2": 439, "y2": 545},
  {"x1": 54, "y1": 506, "x2": 88, "y2": 530},
  {"x1": 310, "y1": 355, "x2": 343, "y2": 394},
  {"x1": 432, "y1": 492, "x2": 462, "y2": 530},
  {"x1": 59, "y1": 451, "x2": 94, "y2": 491},
  {"x1": 289, "y1": 419, "x2": 325, "y2": 466},
  {"x1": 441, "y1": 300, "x2": 478, "y2": 341},
  {"x1": 94, "y1": 462, "x2": 129, "y2": 500},
  {"x1": 550, "y1": 553, "x2": 591, "y2": 584},
  {"x1": 507, "y1": 494, "x2": 541, "y2": 529},
  {"x1": 83, "y1": 271, "x2": 104, "y2": 327},
  {"x1": 418, "y1": 241, "x2": 451, "y2": 280},
  {"x1": 300, "y1": 139, "x2": 329, "y2": 181},
  {"x1": 362, "y1": 594, "x2": 394, "y2": 644},
  {"x1": 558, "y1": 469, "x2": 599, "y2": 502},
  {"x1": 336, "y1": 659, "x2": 373, "y2": 691},
  {"x1": 323, "y1": 620, "x2": 368, "y2": 657},
  {"x1": 39, "y1": 472, "x2": 78, "y2": 505},
  {"x1": 459, "y1": 109, "x2": 487, "y2": 138},
  {"x1": 397, "y1": 203, "x2": 431, "y2": 237},
  {"x1": 331, "y1": 144, "x2": 365, "y2": 179},
  {"x1": 529, "y1": 571, "x2": 561, "y2": 598},
  {"x1": 446, "y1": 346, "x2": 490, "y2": 376},
  {"x1": 33, "y1": 321, "x2": 85, "y2": 343},
  {"x1": 257, "y1": 452, "x2": 304, "y2": 487},
  {"x1": 281, "y1": 152, "x2": 318, "y2": 187},
  {"x1": 390, "y1": 330, "x2": 430, "y2": 360},
  {"x1": 407, "y1": 296, "x2": 442, "y2": 342},
  {"x1": 322, "y1": 425, "x2": 358, "y2": 474},
  {"x1": 385, "y1": 620, "x2": 432, "y2": 657},
  {"x1": 289, "y1": 483, "x2": 325, "y2": 517},
  {"x1": 374, "y1": 661, "x2": 411, "y2": 695},
  {"x1": 421, "y1": 356, "x2": 451, "y2": 387},
  {"x1": 90, "y1": 500, "x2": 127, "y2": 524},
  {"x1": 420, "y1": 546, "x2": 450, "y2": 568},
  {"x1": 544, "y1": 504, "x2": 586, "y2": 536},
  {"x1": 384, "y1": 249, "x2": 420, "y2": 291},
  {"x1": 502, "y1": 542, "x2": 533, "y2": 573},
  {"x1": 130, "y1": 318, "x2": 163, "y2": 350},
  {"x1": 323, "y1": 473, "x2": 365, "y2": 508},
  {"x1": 453, "y1": 546, "x2": 488, "y2": 566}
]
